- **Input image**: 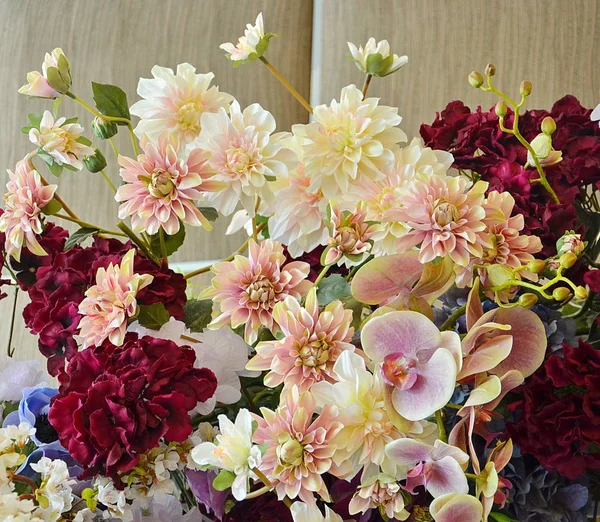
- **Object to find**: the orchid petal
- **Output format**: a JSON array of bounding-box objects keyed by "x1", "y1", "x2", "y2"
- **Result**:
[{"x1": 429, "y1": 493, "x2": 483, "y2": 522}]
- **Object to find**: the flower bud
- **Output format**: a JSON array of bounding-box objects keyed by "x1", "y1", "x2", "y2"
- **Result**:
[
  {"x1": 83, "y1": 148, "x2": 107, "y2": 173},
  {"x1": 347, "y1": 39, "x2": 408, "y2": 77},
  {"x1": 557, "y1": 232, "x2": 586, "y2": 257},
  {"x1": 486, "y1": 264, "x2": 514, "y2": 287},
  {"x1": 559, "y1": 252, "x2": 578, "y2": 269},
  {"x1": 495, "y1": 101, "x2": 508, "y2": 118},
  {"x1": 469, "y1": 71, "x2": 484, "y2": 88},
  {"x1": 541, "y1": 116, "x2": 557, "y2": 136},
  {"x1": 518, "y1": 293, "x2": 538, "y2": 309},
  {"x1": 574, "y1": 286, "x2": 588, "y2": 300},
  {"x1": 526, "y1": 259, "x2": 546, "y2": 274},
  {"x1": 485, "y1": 63, "x2": 496, "y2": 76},
  {"x1": 92, "y1": 116, "x2": 118, "y2": 139},
  {"x1": 552, "y1": 287, "x2": 572, "y2": 301},
  {"x1": 520, "y1": 80, "x2": 532, "y2": 97}
]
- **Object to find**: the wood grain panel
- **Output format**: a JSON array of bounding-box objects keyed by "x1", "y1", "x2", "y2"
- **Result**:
[
  {"x1": 0, "y1": 0, "x2": 313, "y2": 360},
  {"x1": 314, "y1": 0, "x2": 600, "y2": 138}
]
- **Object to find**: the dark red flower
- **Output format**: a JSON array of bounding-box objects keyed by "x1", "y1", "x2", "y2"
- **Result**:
[
  {"x1": 0, "y1": 209, "x2": 11, "y2": 300},
  {"x1": 49, "y1": 333, "x2": 217, "y2": 480},
  {"x1": 283, "y1": 244, "x2": 348, "y2": 282},
  {"x1": 506, "y1": 340, "x2": 600, "y2": 479},
  {"x1": 223, "y1": 492, "x2": 293, "y2": 522},
  {"x1": 584, "y1": 270, "x2": 600, "y2": 293}
]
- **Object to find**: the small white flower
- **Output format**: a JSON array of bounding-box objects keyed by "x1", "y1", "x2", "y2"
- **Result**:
[
  {"x1": 348, "y1": 38, "x2": 408, "y2": 77},
  {"x1": 0, "y1": 492, "x2": 44, "y2": 522},
  {"x1": 29, "y1": 111, "x2": 93, "y2": 170},
  {"x1": 95, "y1": 476, "x2": 131, "y2": 521},
  {"x1": 73, "y1": 508, "x2": 96, "y2": 522},
  {"x1": 220, "y1": 13, "x2": 270, "y2": 62},
  {"x1": 30, "y1": 457, "x2": 74, "y2": 520},
  {"x1": 591, "y1": 103, "x2": 600, "y2": 125}
]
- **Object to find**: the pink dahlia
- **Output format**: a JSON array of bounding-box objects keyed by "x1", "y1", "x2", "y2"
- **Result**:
[
  {"x1": 247, "y1": 288, "x2": 355, "y2": 392},
  {"x1": 253, "y1": 387, "x2": 343, "y2": 505},
  {"x1": 116, "y1": 134, "x2": 224, "y2": 235},
  {"x1": 201, "y1": 239, "x2": 312, "y2": 344},
  {"x1": 389, "y1": 176, "x2": 490, "y2": 267},
  {"x1": 0, "y1": 157, "x2": 57, "y2": 261},
  {"x1": 78, "y1": 249, "x2": 153, "y2": 348}
]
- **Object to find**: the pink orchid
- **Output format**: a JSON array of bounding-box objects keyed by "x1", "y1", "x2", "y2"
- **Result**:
[
  {"x1": 252, "y1": 387, "x2": 343, "y2": 506},
  {"x1": 385, "y1": 439, "x2": 469, "y2": 498},
  {"x1": 116, "y1": 134, "x2": 224, "y2": 235},
  {"x1": 361, "y1": 311, "x2": 461, "y2": 421},
  {"x1": 476, "y1": 439, "x2": 514, "y2": 519},
  {"x1": 246, "y1": 287, "x2": 355, "y2": 392},
  {"x1": 201, "y1": 239, "x2": 312, "y2": 344},
  {"x1": 429, "y1": 493, "x2": 483, "y2": 522}
]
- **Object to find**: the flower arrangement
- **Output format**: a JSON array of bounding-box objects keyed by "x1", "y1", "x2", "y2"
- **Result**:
[{"x1": 1, "y1": 12, "x2": 600, "y2": 522}]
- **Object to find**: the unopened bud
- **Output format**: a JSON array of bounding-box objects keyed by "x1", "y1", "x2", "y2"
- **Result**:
[
  {"x1": 559, "y1": 252, "x2": 577, "y2": 269},
  {"x1": 520, "y1": 80, "x2": 532, "y2": 97},
  {"x1": 486, "y1": 264, "x2": 514, "y2": 287},
  {"x1": 83, "y1": 148, "x2": 107, "y2": 173},
  {"x1": 469, "y1": 71, "x2": 484, "y2": 88},
  {"x1": 552, "y1": 287, "x2": 572, "y2": 301},
  {"x1": 485, "y1": 63, "x2": 496, "y2": 77},
  {"x1": 518, "y1": 293, "x2": 538, "y2": 309},
  {"x1": 574, "y1": 286, "x2": 589, "y2": 300},
  {"x1": 526, "y1": 259, "x2": 546, "y2": 274},
  {"x1": 92, "y1": 116, "x2": 118, "y2": 140},
  {"x1": 495, "y1": 101, "x2": 508, "y2": 118},
  {"x1": 541, "y1": 116, "x2": 557, "y2": 136}
]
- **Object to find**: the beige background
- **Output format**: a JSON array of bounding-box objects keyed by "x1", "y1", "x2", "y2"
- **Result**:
[{"x1": 1, "y1": 0, "x2": 599, "y2": 360}]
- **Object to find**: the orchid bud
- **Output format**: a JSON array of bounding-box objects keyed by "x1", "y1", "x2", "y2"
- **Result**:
[
  {"x1": 528, "y1": 133, "x2": 562, "y2": 167},
  {"x1": 557, "y1": 232, "x2": 586, "y2": 257},
  {"x1": 574, "y1": 286, "x2": 588, "y2": 300},
  {"x1": 92, "y1": 116, "x2": 118, "y2": 139},
  {"x1": 559, "y1": 252, "x2": 577, "y2": 269},
  {"x1": 541, "y1": 116, "x2": 557, "y2": 136},
  {"x1": 83, "y1": 148, "x2": 107, "y2": 173},
  {"x1": 486, "y1": 264, "x2": 514, "y2": 287},
  {"x1": 520, "y1": 80, "x2": 532, "y2": 97},
  {"x1": 518, "y1": 293, "x2": 538, "y2": 309},
  {"x1": 526, "y1": 259, "x2": 546, "y2": 274},
  {"x1": 495, "y1": 101, "x2": 508, "y2": 118},
  {"x1": 485, "y1": 63, "x2": 496, "y2": 76},
  {"x1": 469, "y1": 71, "x2": 484, "y2": 88},
  {"x1": 552, "y1": 287, "x2": 571, "y2": 301}
]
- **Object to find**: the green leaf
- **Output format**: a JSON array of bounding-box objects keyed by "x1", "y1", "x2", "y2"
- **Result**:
[
  {"x1": 255, "y1": 214, "x2": 270, "y2": 238},
  {"x1": 196, "y1": 207, "x2": 219, "y2": 222},
  {"x1": 148, "y1": 225, "x2": 186, "y2": 258},
  {"x1": 182, "y1": 299, "x2": 214, "y2": 333},
  {"x1": 45, "y1": 66, "x2": 70, "y2": 94},
  {"x1": 489, "y1": 513, "x2": 518, "y2": 522},
  {"x1": 365, "y1": 53, "x2": 395, "y2": 77},
  {"x1": 317, "y1": 274, "x2": 351, "y2": 306},
  {"x1": 37, "y1": 151, "x2": 64, "y2": 177},
  {"x1": 342, "y1": 296, "x2": 363, "y2": 331},
  {"x1": 21, "y1": 126, "x2": 33, "y2": 134},
  {"x1": 137, "y1": 302, "x2": 170, "y2": 330},
  {"x1": 64, "y1": 227, "x2": 100, "y2": 250},
  {"x1": 63, "y1": 117, "x2": 79, "y2": 125},
  {"x1": 77, "y1": 136, "x2": 92, "y2": 146},
  {"x1": 212, "y1": 470, "x2": 236, "y2": 492},
  {"x1": 41, "y1": 199, "x2": 63, "y2": 216},
  {"x1": 91, "y1": 82, "x2": 131, "y2": 124},
  {"x1": 27, "y1": 113, "x2": 43, "y2": 128}
]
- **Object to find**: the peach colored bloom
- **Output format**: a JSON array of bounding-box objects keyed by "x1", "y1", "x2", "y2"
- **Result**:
[
  {"x1": 323, "y1": 201, "x2": 381, "y2": 266},
  {"x1": 18, "y1": 48, "x2": 67, "y2": 98},
  {"x1": 196, "y1": 101, "x2": 295, "y2": 216},
  {"x1": 348, "y1": 474, "x2": 409, "y2": 520},
  {"x1": 78, "y1": 249, "x2": 153, "y2": 348},
  {"x1": 29, "y1": 111, "x2": 93, "y2": 170},
  {"x1": 201, "y1": 239, "x2": 312, "y2": 344},
  {"x1": 130, "y1": 64, "x2": 233, "y2": 145},
  {"x1": 0, "y1": 157, "x2": 57, "y2": 261},
  {"x1": 252, "y1": 387, "x2": 343, "y2": 505},
  {"x1": 389, "y1": 176, "x2": 490, "y2": 267},
  {"x1": 292, "y1": 85, "x2": 406, "y2": 198},
  {"x1": 116, "y1": 134, "x2": 223, "y2": 235},
  {"x1": 247, "y1": 287, "x2": 355, "y2": 392},
  {"x1": 220, "y1": 13, "x2": 267, "y2": 62}
]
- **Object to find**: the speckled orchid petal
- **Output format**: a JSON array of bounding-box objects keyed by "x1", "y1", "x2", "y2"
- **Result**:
[
  {"x1": 429, "y1": 493, "x2": 483, "y2": 522},
  {"x1": 458, "y1": 334, "x2": 513, "y2": 381},
  {"x1": 465, "y1": 278, "x2": 483, "y2": 330}
]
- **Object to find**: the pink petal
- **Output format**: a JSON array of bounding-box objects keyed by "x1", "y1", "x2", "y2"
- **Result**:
[
  {"x1": 428, "y1": 456, "x2": 469, "y2": 497},
  {"x1": 458, "y1": 334, "x2": 513, "y2": 380},
  {"x1": 429, "y1": 493, "x2": 483, "y2": 522},
  {"x1": 385, "y1": 438, "x2": 432, "y2": 467}
]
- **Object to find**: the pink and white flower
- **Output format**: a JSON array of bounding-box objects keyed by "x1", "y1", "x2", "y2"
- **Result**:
[
  {"x1": 290, "y1": 502, "x2": 344, "y2": 522},
  {"x1": 247, "y1": 287, "x2": 355, "y2": 392},
  {"x1": 220, "y1": 13, "x2": 267, "y2": 62},
  {"x1": 429, "y1": 493, "x2": 483, "y2": 522},
  {"x1": 29, "y1": 111, "x2": 94, "y2": 170},
  {"x1": 116, "y1": 134, "x2": 224, "y2": 235},
  {"x1": 200, "y1": 239, "x2": 312, "y2": 344},
  {"x1": 292, "y1": 85, "x2": 406, "y2": 198},
  {"x1": 361, "y1": 311, "x2": 461, "y2": 421},
  {"x1": 0, "y1": 157, "x2": 57, "y2": 261},
  {"x1": 196, "y1": 101, "x2": 295, "y2": 216},
  {"x1": 348, "y1": 474, "x2": 409, "y2": 520},
  {"x1": 78, "y1": 249, "x2": 153, "y2": 348},
  {"x1": 252, "y1": 387, "x2": 343, "y2": 505},
  {"x1": 389, "y1": 176, "x2": 490, "y2": 267},
  {"x1": 348, "y1": 38, "x2": 408, "y2": 76},
  {"x1": 18, "y1": 48, "x2": 67, "y2": 99},
  {"x1": 130, "y1": 64, "x2": 233, "y2": 144}
]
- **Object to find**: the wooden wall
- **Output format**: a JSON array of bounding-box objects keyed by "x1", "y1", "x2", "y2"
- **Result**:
[{"x1": 1, "y1": 0, "x2": 599, "y2": 360}]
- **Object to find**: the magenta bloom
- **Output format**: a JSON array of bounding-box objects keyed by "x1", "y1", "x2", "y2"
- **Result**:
[
  {"x1": 201, "y1": 239, "x2": 312, "y2": 344},
  {"x1": 116, "y1": 134, "x2": 224, "y2": 235},
  {"x1": 361, "y1": 311, "x2": 460, "y2": 421}
]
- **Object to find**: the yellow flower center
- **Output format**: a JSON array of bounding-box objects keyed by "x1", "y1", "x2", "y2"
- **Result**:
[
  {"x1": 276, "y1": 435, "x2": 304, "y2": 468},
  {"x1": 413, "y1": 506, "x2": 433, "y2": 522},
  {"x1": 147, "y1": 169, "x2": 176, "y2": 198},
  {"x1": 177, "y1": 101, "x2": 202, "y2": 132},
  {"x1": 245, "y1": 279, "x2": 275, "y2": 306},
  {"x1": 298, "y1": 337, "x2": 330, "y2": 368},
  {"x1": 226, "y1": 147, "x2": 258, "y2": 177},
  {"x1": 432, "y1": 200, "x2": 458, "y2": 227}
]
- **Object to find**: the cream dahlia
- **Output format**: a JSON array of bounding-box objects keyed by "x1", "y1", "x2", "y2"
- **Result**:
[
  {"x1": 196, "y1": 101, "x2": 295, "y2": 216},
  {"x1": 220, "y1": 13, "x2": 267, "y2": 62},
  {"x1": 0, "y1": 157, "x2": 57, "y2": 261},
  {"x1": 78, "y1": 249, "x2": 153, "y2": 348},
  {"x1": 252, "y1": 387, "x2": 343, "y2": 505},
  {"x1": 200, "y1": 239, "x2": 312, "y2": 344},
  {"x1": 29, "y1": 111, "x2": 94, "y2": 170},
  {"x1": 130, "y1": 63, "x2": 233, "y2": 144},
  {"x1": 292, "y1": 85, "x2": 406, "y2": 198},
  {"x1": 247, "y1": 287, "x2": 355, "y2": 392},
  {"x1": 18, "y1": 48, "x2": 68, "y2": 99},
  {"x1": 116, "y1": 134, "x2": 224, "y2": 234}
]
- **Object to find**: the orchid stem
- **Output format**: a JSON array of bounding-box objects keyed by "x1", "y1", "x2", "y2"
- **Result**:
[
  {"x1": 435, "y1": 410, "x2": 447, "y2": 443},
  {"x1": 313, "y1": 265, "x2": 330, "y2": 287},
  {"x1": 259, "y1": 56, "x2": 313, "y2": 114},
  {"x1": 245, "y1": 485, "x2": 271, "y2": 499},
  {"x1": 440, "y1": 304, "x2": 466, "y2": 331}
]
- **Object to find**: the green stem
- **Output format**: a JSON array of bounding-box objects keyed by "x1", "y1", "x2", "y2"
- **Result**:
[
  {"x1": 259, "y1": 56, "x2": 313, "y2": 114},
  {"x1": 100, "y1": 170, "x2": 117, "y2": 193},
  {"x1": 245, "y1": 485, "x2": 271, "y2": 500},
  {"x1": 7, "y1": 287, "x2": 18, "y2": 357},
  {"x1": 313, "y1": 265, "x2": 331, "y2": 287},
  {"x1": 54, "y1": 212, "x2": 126, "y2": 237},
  {"x1": 108, "y1": 137, "x2": 119, "y2": 158},
  {"x1": 440, "y1": 304, "x2": 466, "y2": 331},
  {"x1": 435, "y1": 410, "x2": 447, "y2": 443},
  {"x1": 37, "y1": 172, "x2": 78, "y2": 220},
  {"x1": 117, "y1": 221, "x2": 159, "y2": 265},
  {"x1": 240, "y1": 385, "x2": 260, "y2": 416},
  {"x1": 158, "y1": 228, "x2": 169, "y2": 266}
]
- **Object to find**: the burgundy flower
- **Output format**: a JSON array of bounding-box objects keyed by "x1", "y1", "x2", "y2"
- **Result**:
[
  {"x1": 283, "y1": 244, "x2": 348, "y2": 282},
  {"x1": 223, "y1": 492, "x2": 293, "y2": 522},
  {"x1": 49, "y1": 333, "x2": 217, "y2": 480},
  {"x1": 0, "y1": 209, "x2": 11, "y2": 300},
  {"x1": 506, "y1": 340, "x2": 600, "y2": 479}
]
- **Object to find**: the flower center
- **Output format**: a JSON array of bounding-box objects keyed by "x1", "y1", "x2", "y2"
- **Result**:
[
  {"x1": 432, "y1": 200, "x2": 458, "y2": 227},
  {"x1": 177, "y1": 102, "x2": 202, "y2": 132},
  {"x1": 276, "y1": 435, "x2": 304, "y2": 468},
  {"x1": 245, "y1": 279, "x2": 275, "y2": 306},
  {"x1": 298, "y1": 338, "x2": 330, "y2": 368},
  {"x1": 147, "y1": 169, "x2": 176, "y2": 198},
  {"x1": 381, "y1": 353, "x2": 417, "y2": 390}
]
